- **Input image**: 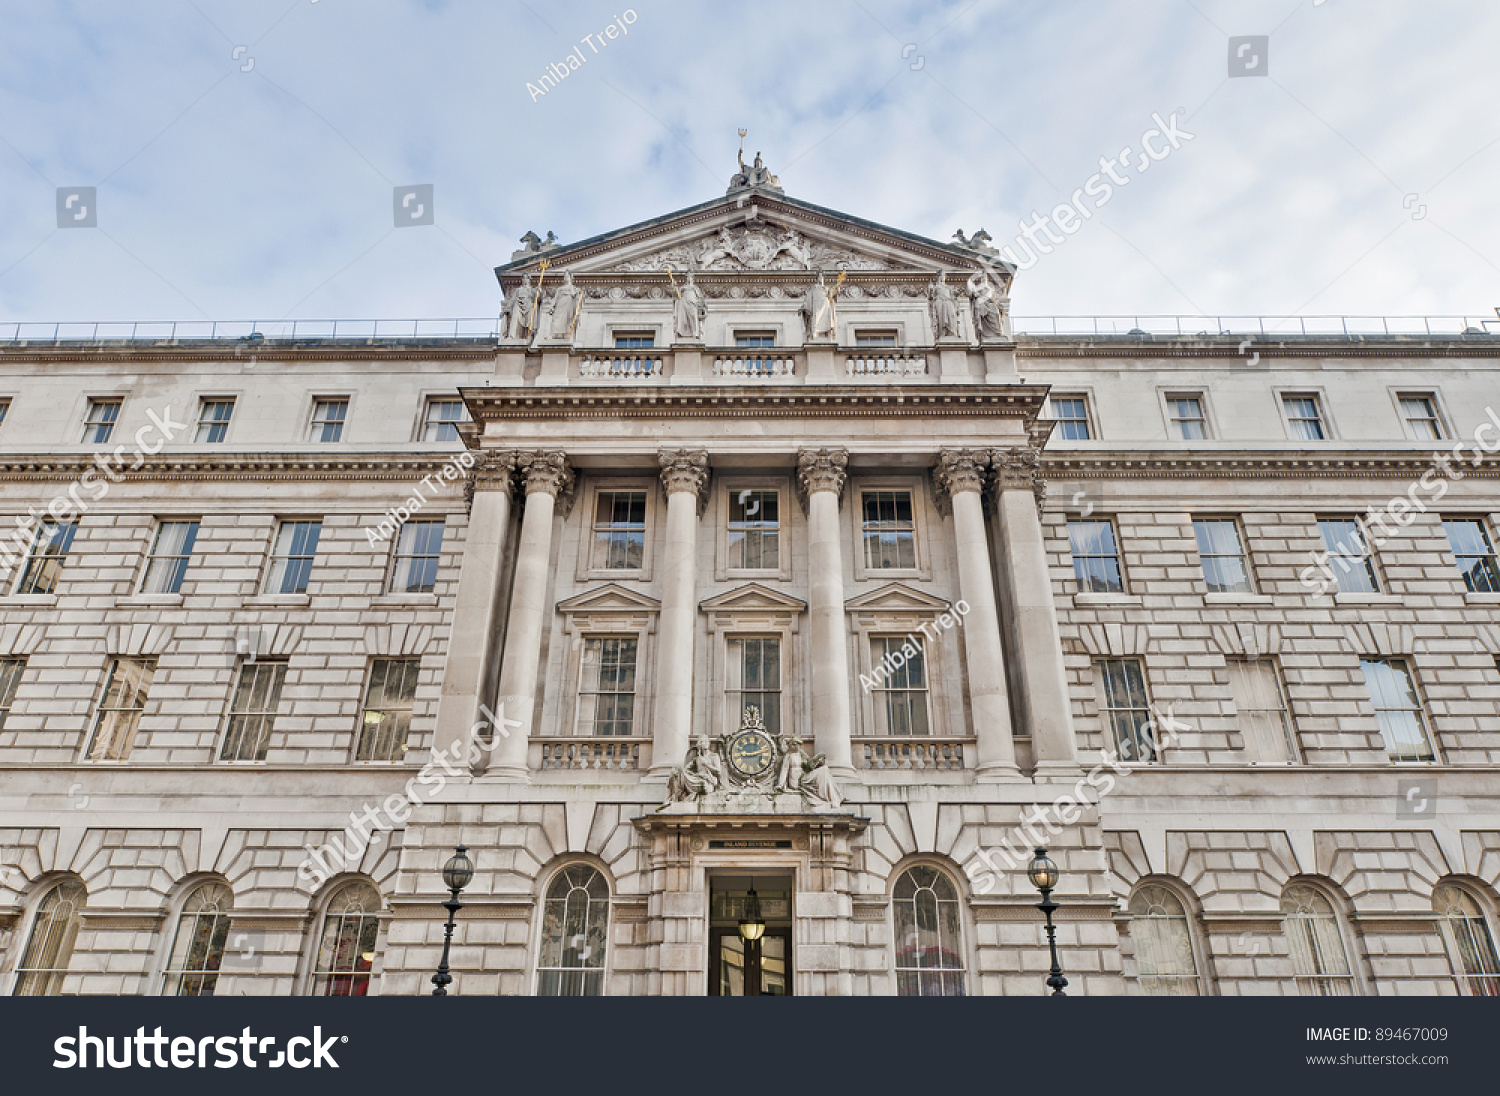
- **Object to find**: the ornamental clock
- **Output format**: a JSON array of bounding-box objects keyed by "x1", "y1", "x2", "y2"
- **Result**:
[{"x1": 727, "y1": 727, "x2": 776, "y2": 778}]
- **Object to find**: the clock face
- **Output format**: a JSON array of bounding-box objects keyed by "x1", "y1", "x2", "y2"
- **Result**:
[{"x1": 728, "y1": 731, "x2": 775, "y2": 777}]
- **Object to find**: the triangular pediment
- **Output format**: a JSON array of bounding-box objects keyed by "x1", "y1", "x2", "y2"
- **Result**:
[
  {"x1": 698, "y1": 582, "x2": 807, "y2": 614},
  {"x1": 557, "y1": 583, "x2": 661, "y2": 613},
  {"x1": 844, "y1": 583, "x2": 953, "y2": 613}
]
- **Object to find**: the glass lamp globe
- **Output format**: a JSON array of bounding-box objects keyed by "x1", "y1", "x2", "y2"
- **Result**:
[
  {"x1": 1026, "y1": 848, "x2": 1060, "y2": 892},
  {"x1": 442, "y1": 845, "x2": 474, "y2": 892},
  {"x1": 737, "y1": 887, "x2": 766, "y2": 942}
]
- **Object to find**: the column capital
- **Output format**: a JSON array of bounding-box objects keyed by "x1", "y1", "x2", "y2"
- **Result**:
[
  {"x1": 463, "y1": 450, "x2": 517, "y2": 513},
  {"x1": 795, "y1": 447, "x2": 848, "y2": 513},
  {"x1": 931, "y1": 448, "x2": 990, "y2": 517},
  {"x1": 990, "y1": 445, "x2": 1046, "y2": 512},
  {"x1": 514, "y1": 450, "x2": 576, "y2": 516},
  {"x1": 658, "y1": 448, "x2": 711, "y2": 515}
]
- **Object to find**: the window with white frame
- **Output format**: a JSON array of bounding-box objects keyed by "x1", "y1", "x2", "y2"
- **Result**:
[
  {"x1": 1227, "y1": 658, "x2": 1297, "y2": 762},
  {"x1": 1281, "y1": 884, "x2": 1355, "y2": 996},
  {"x1": 728, "y1": 489, "x2": 779, "y2": 570},
  {"x1": 1167, "y1": 395, "x2": 1207, "y2": 440},
  {"x1": 861, "y1": 490, "x2": 916, "y2": 570},
  {"x1": 81, "y1": 399, "x2": 121, "y2": 444},
  {"x1": 0, "y1": 657, "x2": 23, "y2": 731},
  {"x1": 1359, "y1": 658, "x2": 1434, "y2": 761},
  {"x1": 590, "y1": 491, "x2": 646, "y2": 571},
  {"x1": 85, "y1": 657, "x2": 155, "y2": 761},
  {"x1": 311, "y1": 881, "x2": 381, "y2": 996},
  {"x1": 265, "y1": 519, "x2": 322, "y2": 595},
  {"x1": 892, "y1": 866, "x2": 965, "y2": 996},
  {"x1": 356, "y1": 658, "x2": 420, "y2": 761},
  {"x1": 1399, "y1": 394, "x2": 1445, "y2": 440},
  {"x1": 1443, "y1": 517, "x2": 1500, "y2": 594},
  {"x1": 309, "y1": 398, "x2": 348, "y2": 442},
  {"x1": 389, "y1": 519, "x2": 444, "y2": 594},
  {"x1": 726, "y1": 636, "x2": 780, "y2": 735},
  {"x1": 855, "y1": 330, "x2": 898, "y2": 348},
  {"x1": 537, "y1": 865, "x2": 610, "y2": 996},
  {"x1": 12, "y1": 880, "x2": 85, "y2": 996},
  {"x1": 1068, "y1": 519, "x2": 1123, "y2": 594},
  {"x1": 1434, "y1": 883, "x2": 1500, "y2": 997},
  {"x1": 1095, "y1": 658, "x2": 1155, "y2": 761},
  {"x1": 870, "y1": 636, "x2": 930, "y2": 735},
  {"x1": 613, "y1": 331, "x2": 655, "y2": 349},
  {"x1": 194, "y1": 399, "x2": 234, "y2": 443},
  {"x1": 219, "y1": 660, "x2": 287, "y2": 762},
  {"x1": 14, "y1": 520, "x2": 77, "y2": 596},
  {"x1": 421, "y1": 398, "x2": 466, "y2": 442},
  {"x1": 1128, "y1": 884, "x2": 1201, "y2": 996},
  {"x1": 163, "y1": 882, "x2": 233, "y2": 996},
  {"x1": 1282, "y1": 394, "x2": 1327, "y2": 440},
  {"x1": 1317, "y1": 517, "x2": 1380, "y2": 594},
  {"x1": 575, "y1": 637, "x2": 638, "y2": 736},
  {"x1": 140, "y1": 520, "x2": 199, "y2": 595},
  {"x1": 1192, "y1": 518, "x2": 1253, "y2": 594},
  {"x1": 1049, "y1": 395, "x2": 1092, "y2": 440}
]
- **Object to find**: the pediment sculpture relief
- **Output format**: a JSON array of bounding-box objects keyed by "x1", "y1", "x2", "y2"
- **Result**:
[{"x1": 607, "y1": 223, "x2": 911, "y2": 274}]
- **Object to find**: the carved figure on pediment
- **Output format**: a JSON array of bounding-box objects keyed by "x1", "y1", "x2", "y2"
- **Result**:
[
  {"x1": 931, "y1": 270, "x2": 962, "y2": 340},
  {"x1": 672, "y1": 271, "x2": 707, "y2": 341},
  {"x1": 968, "y1": 271, "x2": 1007, "y2": 341},
  {"x1": 547, "y1": 271, "x2": 581, "y2": 339},
  {"x1": 699, "y1": 226, "x2": 736, "y2": 268},
  {"x1": 503, "y1": 275, "x2": 539, "y2": 342}
]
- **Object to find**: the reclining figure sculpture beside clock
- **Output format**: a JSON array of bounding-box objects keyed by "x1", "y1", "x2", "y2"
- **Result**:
[{"x1": 659, "y1": 707, "x2": 843, "y2": 811}]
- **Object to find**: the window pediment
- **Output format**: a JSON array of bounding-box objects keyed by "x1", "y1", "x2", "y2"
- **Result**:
[
  {"x1": 699, "y1": 583, "x2": 807, "y2": 628},
  {"x1": 557, "y1": 583, "x2": 661, "y2": 615},
  {"x1": 845, "y1": 583, "x2": 952, "y2": 620}
]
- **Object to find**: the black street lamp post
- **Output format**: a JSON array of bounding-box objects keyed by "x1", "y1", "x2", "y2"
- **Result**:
[
  {"x1": 1027, "y1": 846, "x2": 1069, "y2": 996},
  {"x1": 431, "y1": 845, "x2": 474, "y2": 997}
]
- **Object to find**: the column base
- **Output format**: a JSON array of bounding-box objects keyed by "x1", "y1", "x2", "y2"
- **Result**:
[
  {"x1": 478, "y1": 764, "x2": 532, "y2": 784},
  {"x1": 1031, "y1": 760, "x2": 1085, "y2": 782},
  {"x1": 972, "y1": 760, "x2": 1027, "y2": 783}
]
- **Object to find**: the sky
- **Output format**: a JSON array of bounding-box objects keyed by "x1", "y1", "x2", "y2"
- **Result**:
[{"x1": 0, "y1": 0, "x2": 1497, "y2": 328}]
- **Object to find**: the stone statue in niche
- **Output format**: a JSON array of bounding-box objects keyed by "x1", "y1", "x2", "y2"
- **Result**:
[
  {"x1": 931, "y1": 270, "x2": 962, "y2": 340},
  {"x1": 503, "y1": 274, "x2": 539, "y2": 342},
  {"x1": 802, "y1": 272, "x2": 836, "y2": 342},
  {"x1": 547, "y1": 270, "x2": 581, "y2": 339},
  {"x1": 968, "y1": 271, "x2": 1008, "y2": 341},
  {"x1": 672, "y1": 270, "x2": 707, "y2": 341}
]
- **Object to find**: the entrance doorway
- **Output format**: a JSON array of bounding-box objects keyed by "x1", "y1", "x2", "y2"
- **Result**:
[{"x1": 708, "y1": 874, "x2": 792, "y2": 996}]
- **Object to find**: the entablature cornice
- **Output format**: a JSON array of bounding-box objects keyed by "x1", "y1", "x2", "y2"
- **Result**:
[
  {"x1": 0, "y1": 344, "x2": 500, "y2": 367},
  {"x1": 1042, "y1": 450, "x2": 1500, "y2": 481},
  {"x1": 1016, "y1": 339, "x2": 1500, "y2": 360},
  {"x1": 0, "y1": 453, "x2": 470, "y2": 483}
]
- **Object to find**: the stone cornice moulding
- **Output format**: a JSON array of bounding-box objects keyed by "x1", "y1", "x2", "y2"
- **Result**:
[
  {"x1": 0, "y1": 453, "x2": 474, "y2": 484},
  {"x1": 1042, "y1": 450, "x2": 1500, "y2": 480},
  {"x1": 0, "y1": 345, "x2": 501, "y2": 366},
  {"x1": 1016, "y1": 340, "x2": 1500, "y2": 360}
]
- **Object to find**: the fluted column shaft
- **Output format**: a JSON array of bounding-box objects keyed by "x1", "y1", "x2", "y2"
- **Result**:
[
  {"x1": 935, "y1": 450, "x2": 1020, "y2": 780},
  {"x1": 799, "y1": 448, "x2": 854, "y2": 775},
  {"x1": 650, "y1": 449, "x2": 710, "y2": 776},
  {"x1": 486, "y1": 451, "x2": 573, "y2": 780}
]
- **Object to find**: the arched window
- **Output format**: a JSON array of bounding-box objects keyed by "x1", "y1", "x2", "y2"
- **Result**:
[
  {"x1": 13, "y1": 881, "x2": 85, "y2": 996},
  {"x1": 163, "y1": 882, "x2": 233, "y2": 996},
  {"x1": 892, "y1": 865, "x2": 965, "y2": 996},
  {"x1": 1281, "y1": 883, "x2": 1355, "y2": 996},
  {"x1": 537, "y1": 865, "x2": 609, "y2": 996},
  {"x1": 1128, "y1": 883, "x2": 1202, "y2": 996},
  {"x1": 1434, "y1": 883, "x2": 1500, "y2": 997},
  {"x1": 312, "y1": 881, "x2": 382, "y2": 996}
]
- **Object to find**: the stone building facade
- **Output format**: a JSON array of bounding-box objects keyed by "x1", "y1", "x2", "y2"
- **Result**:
[{"x1": 1, "y1": 163, "x2": 1498, "y2": 996}]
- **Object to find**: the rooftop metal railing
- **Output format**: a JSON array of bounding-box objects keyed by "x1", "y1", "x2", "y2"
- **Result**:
[{"x1": 1009, "y1": 314, "x2": 1500, "y2": 337}]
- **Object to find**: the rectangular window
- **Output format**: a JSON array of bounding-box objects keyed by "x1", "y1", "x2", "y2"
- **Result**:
[
  {"x1": 1068, "y1": 519, "x2": 1123, "y2": 594},
  {"x1": 1399, "y1": 395, "x2": 1444, "y2": 440},
  {"x1": 861, "y1": 490, "x2": 916, "y2": 570},
  {"x1": 194, "y1": 399, "x2": 234, "y2": 443},
  {"x1": 1168, "y1": 396, "x2": 1207, "y2": 440},
  {"x1": 727, "y1": 636, "x2": 780, "y2": 735},
  {"x1": 613, "y1": 331, "x2": 655, "y2": 349},
  {"x1": 734, "y1": 332, "x2": 776, "y2": 348},
  {"x1": 590, "y1": 491, "x2": 647, "y2": 571},
  {"x1": 1050, "y1": 396, "x2": 1092, "y2": 440},
  {"x1": 1360, "y1": 658, "x2": 1434, "y2": 761},
  {"x1": 14, "y1": 521, "x2": 78, "y2": 596},
  {"x1": 1095, "y1": 658, "x2": 1154, "y2": 762},
  {"x1": 1227, "y1": 658, "x2": 1297, "y2": 762},
  {"x1": 421, "y1": 398, "x2": 465, "y2": 442},
  {"x1": 0, "y1": 398, "x2": 10, "y2": 430},
  {"x1": 85, "y1": 657, "x2": 155, "y2": 760},
  {"x1": 575, "y1": 637, "x2": 638, "y2": 736},
  {"x1": 219, "y1": 660, "x2": 287, "y2": 761},
  {"x1": 1192, "y1": 518, "x2": 1253, "y2": 594},
  {"x1": 0, "y1": 657, "x2": 24, "y2": 730},
  {"x1": 81, "y1": 399, "x2": 121, "y2": 444},
  {"x1": 1317, "y1": 518, "x2": 1380, "y2": 594},
  {"x1": 356, "y1": 658, "x2": 420, "y2": 761},
  {"x1": 728, "y1": 489, "x2": 779, "y2": 570},
  {"x1": 1443, "y1": 518, "x2": 1500, "y2": 593},
  {"x1": 309, "y1": 399, "x2": 348, "y2": 443},
  {"x1": 140, "y1": 520, "x2": 199, "y2": 595},
  {"x1": 390, "y1": 520, "x2": 444, "y2": 594},
  {"x1": 265, "y1": 520, "x2": 322, "y2": 595},
  {"x1": 855, "y1": 330, "x2": 898, "y2": 348},
  {"x1": 870, "y1": 637, "x2": 930, "y2": 735},
  {"x1": 1283, "y1": 395, "x2": 1326, "y2": 440}
]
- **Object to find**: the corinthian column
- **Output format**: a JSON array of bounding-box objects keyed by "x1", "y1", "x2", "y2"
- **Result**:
[
  {"x1": 933, "y1": 449, "x2": 1020, "y2": 780},
  {"x1": 797, "y1": 448, "x2": 854, "y2": 775},
  {"x1": 650, "y1": 449, "x2": 710, "y2": 777},
  {"x1": 992, "y1": 446, "x2": 1078, "y2": 775},
  {"x1": 484, "y1": 450, "x2": 574, "y2": 781},
  {"x1": 432, "y1": 452, "x2": 516, "y2": 766}
]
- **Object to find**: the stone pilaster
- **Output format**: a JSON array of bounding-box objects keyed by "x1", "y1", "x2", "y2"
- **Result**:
[
  {"x1": 797, "y1": 447, "x2": 854, "y2": 775},
  {"x1": 651, "y1": 449, "x2": 711, "y2": 776}
]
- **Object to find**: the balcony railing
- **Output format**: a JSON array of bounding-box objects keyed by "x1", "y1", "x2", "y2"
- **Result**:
[
  {"x1": 857, "y1": 738, "x2": 969, "y2": 771},
  {"x1": 537, "y1": 738, "x2": 647, "y2": 772},
  {"x1": 712, "y1": 354, "x2": 797, "y2": 379},
  {"x1": 579, "y1": 353, "x2": 662, "y2": 379},
  {"x1": 846, "y1": 353, "x2": 927, "y2": 377}
]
